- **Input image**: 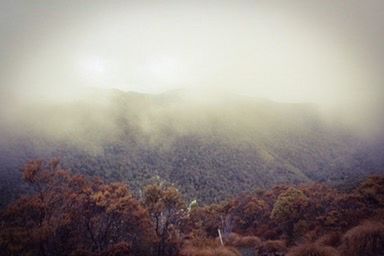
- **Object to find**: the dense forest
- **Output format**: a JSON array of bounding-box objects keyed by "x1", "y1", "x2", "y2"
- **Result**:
[
  {"x1": 1, "y1": 90, "x2": 384, "y2": 208},
  {"x1": 1, "y1": 159, "x2": 383, "y2": 256}
]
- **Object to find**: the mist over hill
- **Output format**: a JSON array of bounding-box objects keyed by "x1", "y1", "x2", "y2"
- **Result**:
[{"x1": 0, "y1": 88, "x2": 383, "y2": 207}]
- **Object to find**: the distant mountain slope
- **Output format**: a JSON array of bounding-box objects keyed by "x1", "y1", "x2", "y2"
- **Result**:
[{"x1": 0, "y1": 88, "x2": 383, "y2": 206}]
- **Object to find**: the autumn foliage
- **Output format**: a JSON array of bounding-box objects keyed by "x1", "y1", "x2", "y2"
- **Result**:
[
  {"x1": 0, "y1": 160, "x2": 384, "y2": 256},
  {"x1": 0, "y1": 160, "x2": 154, "y2": 256}
]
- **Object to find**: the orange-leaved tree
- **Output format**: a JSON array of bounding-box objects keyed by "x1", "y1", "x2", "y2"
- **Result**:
[
  {"x1": 0, "y1": 159, "x2": 155, "y2": 256},
  {"x1": 143, "y1": 183, "x2": 186, "y2": 256}
]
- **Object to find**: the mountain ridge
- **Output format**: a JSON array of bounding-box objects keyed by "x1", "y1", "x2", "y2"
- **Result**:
[{"x1": 0, "y1": 88, "x2": 383, "y2": 206}]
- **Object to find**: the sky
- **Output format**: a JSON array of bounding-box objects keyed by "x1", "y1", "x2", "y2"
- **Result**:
[{"x1": 0, "y1": 0, "x2": 383, "y2": 114}]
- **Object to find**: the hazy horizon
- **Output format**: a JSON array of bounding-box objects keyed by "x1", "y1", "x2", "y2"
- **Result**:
[
  {"x1": 1, "y1": 2, "x2": 383, "y2": 95},
  {"x1": 1, "y1": 1, "x2": 384, "y2": 137}
]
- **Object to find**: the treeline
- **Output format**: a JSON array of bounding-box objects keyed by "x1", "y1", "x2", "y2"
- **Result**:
[{"x1": 0, "y1": 160, "x2": 383, "y2": 256}]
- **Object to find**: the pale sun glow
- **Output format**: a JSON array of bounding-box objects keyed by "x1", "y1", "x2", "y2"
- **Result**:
[
  {"x1": 79, "y1": 56, "x2": 107, "y2": 82},
  {"x1": 147, "y1": 56, "x2": 181, "y2": 84},
  {"x1": 3, "y1": 1, "x2": 381, "y2": 110}
]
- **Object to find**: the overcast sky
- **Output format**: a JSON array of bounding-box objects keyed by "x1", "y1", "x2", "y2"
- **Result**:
[{"x1": 0, "y1": 0, "x2": 383, "y2": 114}]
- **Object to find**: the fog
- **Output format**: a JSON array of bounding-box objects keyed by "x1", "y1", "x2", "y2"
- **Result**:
[{"x1": 1, "y1": 0, "x2": 384, "y2": 140}]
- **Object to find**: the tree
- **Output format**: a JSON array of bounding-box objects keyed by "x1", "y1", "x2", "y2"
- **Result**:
[
  {"x1": 143, "y1": 183, "x2": 186, "y2": 256},
  {"x1": 357, "y1": 176, "x2": 384, "y2": 207},
  {"x1": 187, "y1": 202, "x2": 230, "y2": 238},
  {"x1": 227, "y1": 195, "x2": 269, "y2": 234},
  {"x1": 270, "y1": 187, "x2": 309, "y2": 241},
  {"x1": 0, "y1": 160, "x2": 154, "y2": 256}
]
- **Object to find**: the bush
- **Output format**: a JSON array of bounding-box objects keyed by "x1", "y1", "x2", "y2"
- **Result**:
[
  {"x1": 287, "y1": 243, "x2": 339, "y2": 256},
  {"x1": 340, "y1": 221, "x2": 384, "y2": 256},
  {"x1": 224, "y1": 233, "x2": 261, "y2": 248},
  {"x1": 316, "y1": 232, "x2": 342, "y2": 247},
  {"x1": 180, "y1": 246, "x2": 241, "y2": 256},
  {"x1": 257, "y1": 240, "x2": 287, "y2": 255}
]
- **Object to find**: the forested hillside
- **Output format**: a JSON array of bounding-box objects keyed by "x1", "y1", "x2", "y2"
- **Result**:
[{"x1": 1, "y1": 89, "x2": 383, "y2": 207}]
